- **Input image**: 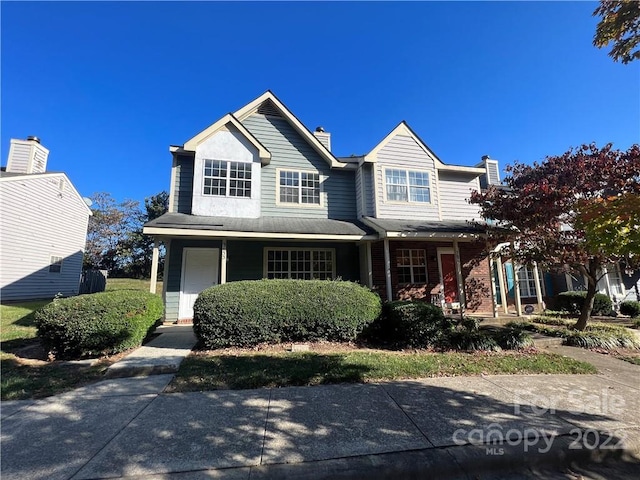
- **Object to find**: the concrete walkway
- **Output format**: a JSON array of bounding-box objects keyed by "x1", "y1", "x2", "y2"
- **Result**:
[
  {"x1": 2, "y1": 327, "x2": 640, "y2": 479},
  {"x1": 105, "y1": 325, "x2": 197, "y2": 378}
]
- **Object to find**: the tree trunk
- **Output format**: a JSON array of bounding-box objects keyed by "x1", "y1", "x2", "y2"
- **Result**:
[{"x1": 574, "y1": 261, "x2": 599, "y2": 331}]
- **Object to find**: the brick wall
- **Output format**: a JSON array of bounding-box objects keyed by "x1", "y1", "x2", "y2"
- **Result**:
[{"x1": 371, "y1": 239, "x2": 493, "y2": 313}]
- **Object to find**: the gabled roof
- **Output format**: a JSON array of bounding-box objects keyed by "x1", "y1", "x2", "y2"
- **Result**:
[
  {"x1": 183, "y1": 113, "x2": 271, "y2": 165},
  {"x1": 0, "y1": 171, "x2": 93, "y2": 216},
  {"x1": 363, "y1": 121, "x2": 485, "y2": 175},
  {"x1": 233, "y1": 91, "x2": 355, "y2": 170}
]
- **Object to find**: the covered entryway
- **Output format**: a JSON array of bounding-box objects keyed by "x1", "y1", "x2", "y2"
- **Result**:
[
  {"x1": 437, "y1": 248, "x2": 459, "y2": 303},
  {"x1": 179, "y1": 247, "x2": 219, "y2": 321}
]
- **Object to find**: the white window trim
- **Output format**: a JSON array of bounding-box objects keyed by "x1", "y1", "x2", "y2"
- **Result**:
[
  {"x1": 396, "y1": 248, "x2": 428, "y2": 284},
  {"x1": 275, "y1": 168, "x2": 324, "y2": 208},
  {"x1": 382, "y1": 167, "x2": 432, "y2": 205},
  {"x1": 202, "y1": 158, "x2": 253, "y2": 198},
  {"x1": 263, "y1": 247, "x2": 336, "y2": 279}
]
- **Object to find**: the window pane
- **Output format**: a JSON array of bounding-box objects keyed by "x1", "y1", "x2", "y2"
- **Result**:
[
  {"x1": 385, "y1": 169, "x2": 408, "y2": 202},
  {"x1": 409, "y1": 171, "x2": 430, "y2": 202},
  {"x1": 203, "y1": 160, "x2": 227, "y2": 196},
  {"x1": 301, "y1": 173, "x2": 320, "y2": 204}
]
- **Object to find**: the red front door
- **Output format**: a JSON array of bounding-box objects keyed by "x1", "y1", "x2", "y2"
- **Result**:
[{"x1": 440, "y1": 253, "x2": 459, "y2": 303}]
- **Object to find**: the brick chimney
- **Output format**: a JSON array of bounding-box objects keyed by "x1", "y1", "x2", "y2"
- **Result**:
[{"x1": 6, "y1": 137, "x2": 49, "y2": 174}]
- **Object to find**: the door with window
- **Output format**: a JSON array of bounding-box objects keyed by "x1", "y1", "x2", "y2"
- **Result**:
[
  {"x1": 179, "y1": 248, "x2": 219, "y2": 321},
  {"x1": 438, "y1": 249, "x2": 459, "y2": 303}
]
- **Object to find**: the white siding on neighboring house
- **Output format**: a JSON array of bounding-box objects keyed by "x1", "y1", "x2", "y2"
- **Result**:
[
  {"x1": 0, "y1": 174, "x2": 90, "y2": 300},
  {"x1": 374, "y1": 134, "x2": 440, "y2": 220},
  {"x1": 437, "y1": 171, "x2": 482, "y2": 221}
]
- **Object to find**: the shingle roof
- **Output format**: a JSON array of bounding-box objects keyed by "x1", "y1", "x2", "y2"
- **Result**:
[
  {"x1": 363, "y1": 217, "x2": 486, "y2": 234},
  {"x1": 145, "y1": 213, "x2": 374, "y2": 236}
]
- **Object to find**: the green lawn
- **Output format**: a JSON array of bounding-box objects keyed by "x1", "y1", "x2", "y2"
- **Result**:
[
  {"x1": 167, "y1": 350, "x2": 596, "y2": 393},
  {"x1": 0, "y1": 300, "x2": 50, "y2": 344},
  {"x1": 106, "y1": 278, "x2": 163, "y2": 293}
]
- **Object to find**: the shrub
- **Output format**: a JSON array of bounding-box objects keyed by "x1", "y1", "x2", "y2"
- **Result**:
[
  {"x1": 35, "y1": 291, "x2": 163, "y2": 359},
  {"x1": 447, "y1": 330, "x2": 500, "y2": 351},
  {"x1": 620, "y1": 301, "x2": 640, "y2": 318},
  {"x1": 563, "y1": 325, "x2": 640, "y2": 350},
  {"x1": 193, "y1": 279, "x2": 382, "y2": 349},
  {"x1": 553, "y1": 292, "x2": 613, "y2": 316},
  {"x1": 493, "y1": 328, "x2": 534, "y2": 350},
  {"x1": 367, "y1": 301, "x2": 455, "y2": 349}
]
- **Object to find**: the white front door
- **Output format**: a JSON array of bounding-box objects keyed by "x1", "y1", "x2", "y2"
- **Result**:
[{"x1": 179, "y1": 248, "x2": 219, "y2": 321}]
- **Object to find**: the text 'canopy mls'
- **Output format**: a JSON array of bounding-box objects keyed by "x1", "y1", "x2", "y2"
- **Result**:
[{"x1": 470, "y1": 143, "x2": 640, "y2": 330}]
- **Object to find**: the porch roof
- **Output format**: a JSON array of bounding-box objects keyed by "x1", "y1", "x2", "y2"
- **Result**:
[
  {"x1": 144, "y1": 213, "x2": 375, "y2": 240},
  {"x1": 362, "y1": 217, "x2": 486, "y2": 239}
]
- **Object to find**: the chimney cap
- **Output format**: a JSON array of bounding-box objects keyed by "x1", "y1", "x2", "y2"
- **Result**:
[
  {"x1": 481, "y1": 154, "x2": 491, "y2": 161},
  {"x1": 26, "y1": 136, "x2": 41, "y2": 144},
  {"x1": 315, "y1": 126, "x2": 325, "y2": 133}
]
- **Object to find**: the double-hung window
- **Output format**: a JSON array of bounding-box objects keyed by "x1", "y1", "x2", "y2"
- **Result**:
[
  {"x1": 397, "y1": 249, "x2": 427, "y2": 283},
  {"x1": 517, "y1": 265, "x2": 538, "y2": 298},
  {"x1": 385, "y1": 169, "x2": 430, "y2": 203},
  {"x1": 279, "y1": 170, "x2": 320, "y2": 205},
  {"x1": 49, "y1": 256, "x2": 63, "y2": 273},
  {"x1": 203, "y1": 159, "x2": 251, "y2": 197},
  {"x1": 266, "y1": 248, "x2": 334, "y2": 279}
]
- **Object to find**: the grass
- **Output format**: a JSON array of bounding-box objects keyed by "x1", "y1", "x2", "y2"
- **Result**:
[
  {"x1": 106, "y1": 277, "x2": 163, "y2": 293},
  {"x1": 1, "y1": 279, "x2": 161, "y2": 400},
  {"x1": 167, "y1": 350, "x2": 596, "y2": 392}
]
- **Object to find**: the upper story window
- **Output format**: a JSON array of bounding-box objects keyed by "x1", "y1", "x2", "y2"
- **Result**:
[
  {"x1": 279, "y1": 170, "x2": 320, "y2": 205},
  {"x1": 203, "y1": 159, "x2": 251, "y2": 197},
  {"x1": 385, "y1": 169, "x2": 430, "y2": 203},
  {"x1": 397, "y1": 249, "x2": 427, "y2": 283}
]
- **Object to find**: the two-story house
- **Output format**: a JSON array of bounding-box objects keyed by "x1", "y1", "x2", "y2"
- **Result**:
[{"x1": 144, "y1": 92, "x2": 500, "y2": 323}]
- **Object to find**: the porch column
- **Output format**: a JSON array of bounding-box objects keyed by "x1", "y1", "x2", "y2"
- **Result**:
[
  {"x1": 150, "y1": 239, "x2": 159, "y2": 294},
  {"x1": 533, "y1": 261, "x2": 544, "y2": 311},
  {"x1": 512, "y1": 243, "x2": 523, "y2": 316},
  {"x1": 602, "y1": 266, "x2": 612, "y2": 297},
  {"x1": 453, "y1": 239, "x2": 466, "y2": 315},
  {"x1": 383, "y1": 238, "x2": 392, "y2": 302},
  {"x1": 489, "y1": 255, "x2": 499, "y2": 318},
  {"x1": 220, "y1": 239, "x2": 227, "y2": 285},
  {"x1": 496, "y1": 255, "x2": 509, "y2": 314},
  {"x1": 366, "y1": 242, "x2": 373, "y2": 288}
]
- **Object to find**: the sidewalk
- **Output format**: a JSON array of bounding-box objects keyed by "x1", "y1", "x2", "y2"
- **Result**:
[{"x1": 2, "y1": 327, "x2": 640, "y2": 479}]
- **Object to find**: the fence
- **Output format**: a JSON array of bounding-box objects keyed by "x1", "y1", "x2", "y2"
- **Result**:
[{"x1": 79, "y1": 269, "x2": 108, "y2": 294}]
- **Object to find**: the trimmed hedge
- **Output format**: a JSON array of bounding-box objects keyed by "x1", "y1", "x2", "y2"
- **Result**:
[
  {"x1": 620, "y1": 301, "x2": 640, "y2": 318},
  {"x1": 35, "y1": 291, "x2": 163, "y2": 359},
  {"x1": 193, "y1": 280, "x2": 382, "y2": 349},
  {"x1": 553, "y1": 291, "x2": 613, "y2": 316},
  {"x1": 367, "y1": 301, "x2": 455, "y2": 349}
]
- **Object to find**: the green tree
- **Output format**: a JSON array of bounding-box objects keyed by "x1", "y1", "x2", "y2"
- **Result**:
[
  {"x1": 593, "y1": 0, "x2": 640, "y2": 64},
  {"x1": 84, "y1": 192, "x2": 139, "y2": 272},
  {"x1": 470, "y1": 143, "x2": 640, "y2": 331},
  {"x1": 119, "y1": 191, "x2": 169, "y2": 279}
]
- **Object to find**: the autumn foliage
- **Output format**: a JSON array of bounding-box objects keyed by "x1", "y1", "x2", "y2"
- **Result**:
[{"x1": 470, "y1": 143, "x2": 640, "y2": 330}]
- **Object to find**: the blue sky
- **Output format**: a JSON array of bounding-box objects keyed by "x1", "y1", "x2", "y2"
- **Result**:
[{"x1": 2, "y1": 1, "x2": 638, "y2": 205}]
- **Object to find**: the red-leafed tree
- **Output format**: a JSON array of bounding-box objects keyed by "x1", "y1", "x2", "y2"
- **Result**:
[{"x1": 470, "y1": 143, "x2": 640, "y2": 330}]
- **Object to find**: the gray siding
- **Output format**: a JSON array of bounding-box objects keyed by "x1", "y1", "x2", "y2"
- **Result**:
[
  {"x1": 0, "y1": 175, "x2": 90, "y2": 300},
  {"x1": 242, "y1": 114, "x2": 356, "y2": 220},
  {"x1": 362, "y1": 163, "x2": 375, "y2": 217},
  {"x1": 164, "y1": 239, "x2": 222, "y2": 321},
  {"x1": 173, "y1": 154, "x2": 193, "y2": 214},
  {"x1": 437, "y1": 171, "x2": 482, "y2": 221},
  {"x1": 374, "y1": 134, "x2": 440, "y2": 220}
]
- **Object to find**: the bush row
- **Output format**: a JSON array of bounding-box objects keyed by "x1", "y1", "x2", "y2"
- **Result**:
[
  {"x1": 620, "y1": 301, "x2": 640, "y2": 318},
  {"x1": 193, "y1": 279, "x2": 382, "y2": 349},
  {"x1": 552, "y1": 291, "x2": 613, "y2": 316},
  {"x1": 35, "y1": 290, "x2": 163, "y2": 359}
]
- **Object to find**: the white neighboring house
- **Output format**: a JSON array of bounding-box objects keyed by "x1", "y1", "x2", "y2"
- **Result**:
[{"x1": 0, "y1": 137, "x2": 92, "y2": 301}]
